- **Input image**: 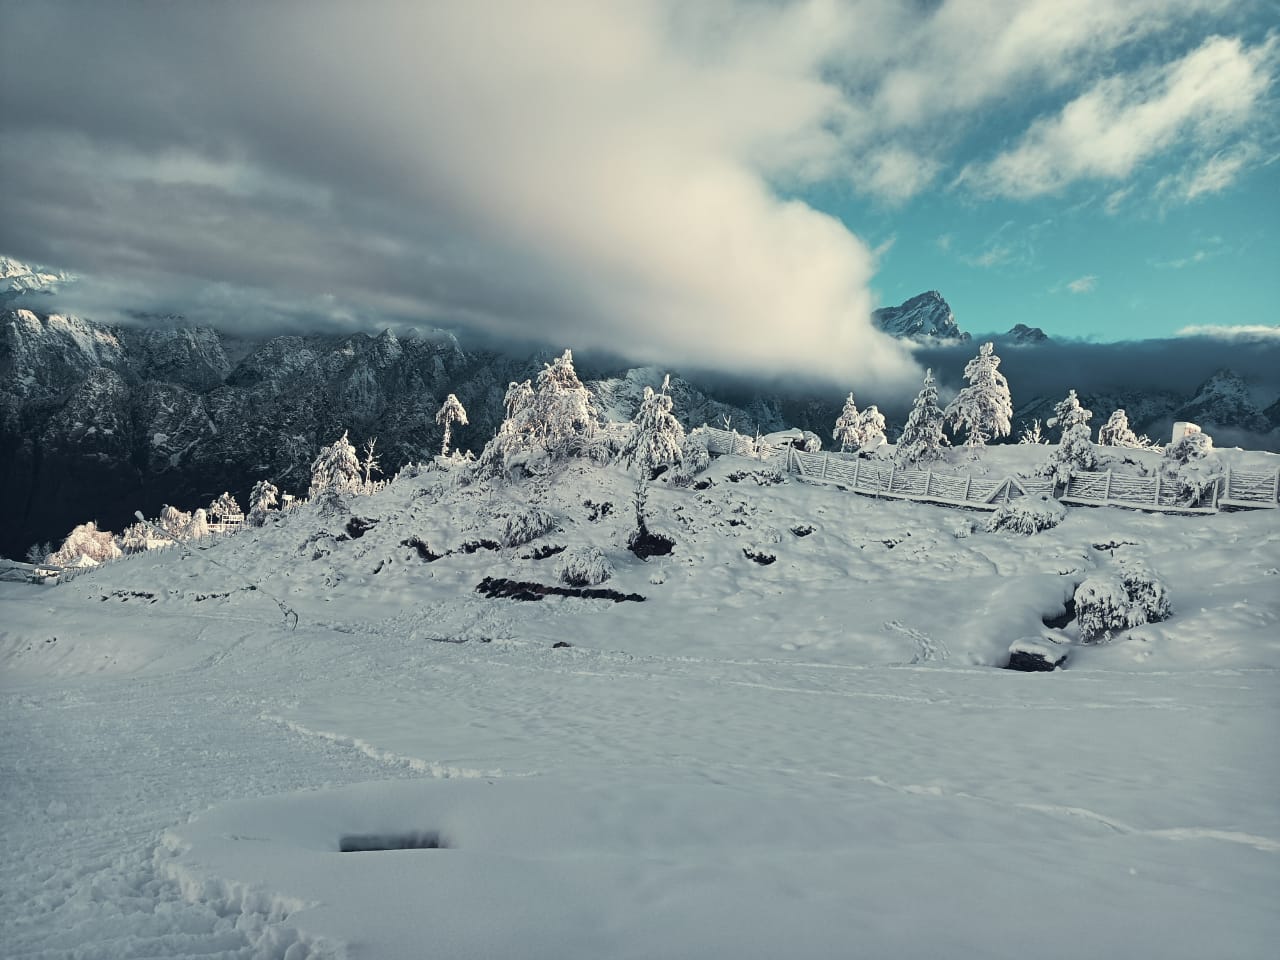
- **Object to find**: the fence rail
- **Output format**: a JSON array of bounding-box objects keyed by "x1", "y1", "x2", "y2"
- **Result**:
[{"x1": 699, "y1": 426, "x2": 1279, "y2": 516}]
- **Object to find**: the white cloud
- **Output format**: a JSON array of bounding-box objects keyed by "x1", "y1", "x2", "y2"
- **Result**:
[
  {"x1": 1177, "y1": 324, "x2": 1280, "y2": 340},
  {"x1": 959, "y1": 34, "x2": 1275, "y2": 198},
  {"x1": 1157, "y1": 143, "x2": 1265, "y2": 202},
  {"x1": 1066, "y1": 275, "x2": 1098, "y2": 294},
  {"x1": 851, "y1": 145, "x2": 941, "y2": 203}
]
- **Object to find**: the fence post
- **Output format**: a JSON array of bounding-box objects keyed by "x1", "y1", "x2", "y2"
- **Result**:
[
  {"x1": 821, "y1": 452, "x2": 829, "y2": 480},
  {"x1": 963, "y1": 473, "x2": 972, "y2": 502},
  {"x1": 1223, "y1": 467, "x2": 1231, "y2": 503},
  {"x1": 887, "y1": 463, "x2": 895, "y2": 493},
  {"x1": 925, "y1": 468, "x2": 933, "y2": 498},
  {"x1": 852, "y1": 458, "x2": 861, "y2": 490},
  {"x1": 1103, "y1": 470, "x2": 1112, "y2": 504},
  {"x1": 1273, "y1": 468, "x2": 1279, "y2": 506},
  {"x1": 1153, "y1": 472, "x2": 1161, "y2": 506}
]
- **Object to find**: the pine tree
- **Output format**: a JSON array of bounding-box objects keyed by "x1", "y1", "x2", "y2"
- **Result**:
[
  {"x1": 945, "y1": 341, "x2": 1012, "y2": 449},
  {"x1": 159, "y1": 504, "x2": 191, "y2": 540},
  {"x1": 619, "y1": 375, "x2": 685, "y2": 479},
  {"x1": 1046, "y1": 390, "x2": 1095, "y2": 481},
  {"x1": 856, "y1": 405, "x2": 886, "y2": 453},
  {"x1": 309, "y1": 430, "x2": 362, "y2": 503},
  {"x1": 1098, "y1": 409, "x2": 1151, "y2": 448},
  {"x1": 360, "y1": 437, "x2": 381, "y2": 488},
  {"x1": 1047, "y1": 389, "x2": 1090, "y2": 439},
  {"x1": 49, "y1": 521, "x2": 122, "y2": 566},
  {"x1": 896, "y1": 368, "x2": 949, "y2": 465},
  {"x1": 435, "y1": 394, "x2": 469, "y2": 457},
  {"x1": 188, "y1": 508, "x2": 211, "y2": 540},
  {"x1": 528, "y1": 349, "x2": 597, "y2": 455},
  {"x1": 210, "y1": 491, "x2": 241, "y2": 522},
  {"x1": 248, "y1": 480, "x2": 280, "y2": 526},
  {"x1": 832, "y1": 393, "x2": 861, "y2": 452}
]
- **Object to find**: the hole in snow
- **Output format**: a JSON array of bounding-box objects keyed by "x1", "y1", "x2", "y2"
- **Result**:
[{"x1": 339, "y1": 831, "x2": 446, "y2": 853}]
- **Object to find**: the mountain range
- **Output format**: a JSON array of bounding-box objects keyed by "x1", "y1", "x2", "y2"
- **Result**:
[{"x1": 2, "y1": 256, "x2": 1277, "y2": 558}]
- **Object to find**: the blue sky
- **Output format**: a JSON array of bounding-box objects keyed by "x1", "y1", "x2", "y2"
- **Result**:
[{"x1": 0, "y1": 1, "x2": 1277, "y2": 387}]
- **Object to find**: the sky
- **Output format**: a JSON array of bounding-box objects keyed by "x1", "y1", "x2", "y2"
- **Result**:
[{"x1": 0, "y1": 0, "x2": 1277, "y2": 392}]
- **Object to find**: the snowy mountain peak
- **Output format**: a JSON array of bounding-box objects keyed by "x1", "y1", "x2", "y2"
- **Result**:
[
  {"x1": 1001, "y1": 323, "x2": 1049, "y2": 345},
  {"x1": 872, "y1": 291, "x2": 969, "y2": 342},
  {"x1": 0, "y1": 254, "x2": 73, "y2": 296},
  {"x1": 1175, "y1": 368, "x2": 1270, "y2": 432}
]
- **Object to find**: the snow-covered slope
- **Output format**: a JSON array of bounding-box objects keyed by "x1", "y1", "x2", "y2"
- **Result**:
[
  {"x1": 0, "y1": 255, "x2": 72, "y2": 296},
  {"x1": 3, "y1": 450, "x2": 1278, "y2": 957}
]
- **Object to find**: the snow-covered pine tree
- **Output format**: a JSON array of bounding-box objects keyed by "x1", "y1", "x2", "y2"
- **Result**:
[
  {"x1": 210, "y1": 492, "x2": 241, "y2": 522},
  {"x1": 945, "y1": 341, "x2": 1012, "y2": 450},
  {"x1": 159, "y1": 505, "x2": 191, "y2": 540},
  {"x1": 435, "y1": 393, "x2": 468, "y2": 457},
  {"x1": 48, "y1": 521, "x2": 122, "y2": 567},
  {"x1": 1047, "y1": 389, "x2": 1090, "y2": 439},
  {"x1": 188, "y1": 508, "x2": 211, "y2": 540},
  {"x1": 1046, "y1": 390, "x2": 1096, "y2": 481},
  {"x1": 833, "y1": 392, "x2": 861, "y2": 453},
  {"x1": 118, "y1": 523, "x2": 150, "y2": 554},
  {"x1": 896, "y1": 369, "x2": 949, "y2": 466},
  {"x1": 1098, "y1": 409, "x2": 1151, "y2": 448},
  {"x1": 528, "y1": 349, "x2": 598, "y2": 456},
  {"x1": 619, "y1": 375, "x2": 685, "y2": 479},
  {"x1": 309, "y1": 430, "x2": 362, "y2": 505},
  {"x1": 248, "y1": 480, "x2": 280, "y2": 526},
  {"x1": 856, "y1": 405, "x2": 886, "y2": 453}
]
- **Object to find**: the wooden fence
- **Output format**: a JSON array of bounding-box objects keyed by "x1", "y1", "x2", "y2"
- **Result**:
[{"x1": 699, "y1": 427, "x2": 1279, "y2": 515}]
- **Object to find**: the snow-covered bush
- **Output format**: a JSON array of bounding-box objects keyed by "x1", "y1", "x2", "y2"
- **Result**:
[
  {"x1": 1160, "y1": 427, "x2": 1219, "y2": 503},
  {"x1": 159, "y1": 504, "x2": 191, "y2": 539},
  {"x1": 896, "y1": 369, "x2": 949, "y2": 466},
  {"x1": 555, "y1": 546, "x2": 614, "y2": 586},
  {"x1": 1075, "y1": 562, "x2": 1171, "y2": 643},
  {"x1": 1017, "y1": 419, "x2": 1048, "y2": 445},
  {"x1": 49, "y1": 521, "x2": 122, "y2": 567},
  {"x1": 1075, "y1": 576, "x2": 1141, "y2": 643},
  {"x1": 945, "y1": 341, "x2": 1013, "y2": 449},
  {"x1": 798, "y1": 430, "x2": 823, "y2": 453},
  {"x1": 501, "y1": 504, "x2": 557, "y2": 547},
  {"x1": 619, "y1": 376, "x2": 684, "y2": 479},
  {"x1": 672, "y1": 428, "x2": 712, "y2": 483},
  {"x1": 187, "y1": 508, "x2": 211, "y2": 541},
  {"x1": 984, "y1": 494, "x2": 1066, "y2": 535},
  {"x1": 1119, "y1": 560, "x2": 1172, "y2": 624},
  {"x1": 117, "y1": 522, "x2": 151, "y2": 554}
]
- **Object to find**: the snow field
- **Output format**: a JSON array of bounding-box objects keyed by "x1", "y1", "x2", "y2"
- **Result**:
[{"x1": 3, "y1": 451, "x2": 1279, "y2": 957}]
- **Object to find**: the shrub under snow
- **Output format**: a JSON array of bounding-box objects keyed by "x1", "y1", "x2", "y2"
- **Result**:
[
  {"x1": 502, "y1": 504, "x2": 558, "y2": 547},
  {"x1": 672, "y1": 429, "x2": 711, "y2": 483},
  {"x1": 984, "y1": 494, "x2": 1066, "y2": 535},
  {"x1": 1075, "y1": 562, "x2": 1171, "y2": 643},
  {"x1": 555, "y1": 546, "x2": 614, "y2": 586}
]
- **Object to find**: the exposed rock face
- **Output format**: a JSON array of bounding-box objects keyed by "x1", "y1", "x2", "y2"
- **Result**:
[
  {"x1": 1001, "y1": 323, "x2": 1049, "y2": 345},
  {"x1": 1172, "y1": 369, "x2": 1271, "y2": 434},
  {"x1": 872, "y1": 291, "x2": 969, "y2": 342}
]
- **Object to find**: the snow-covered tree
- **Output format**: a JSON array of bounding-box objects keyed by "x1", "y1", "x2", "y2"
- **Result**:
[
  {"x1": 435, "y1": 394, "x2": 468, "y2": 457},
  {"x1": 619, "y1": 375, "x2": 685, "y2": 479},
  {"x1": 118, "y1": 523, "x2": 151, "y2": 554},
  {"x1": 856, "y1": 405, "x2": 886, "y2": 453},
  {"x1": 210, "y1": 492, "x2": 241, "y2": 522},
  {"x1": 476, "y1": 350, "x2": 599, "y2": 475},
  {"x1": 309, "y1": 430, "x2": 362, "y2": 503},
  {"x1": 1017, "y1": 419, "x2": 1048, "y2": 445},
  {"x1": 896, "y1": 369, "x2": 949, "y2": 466},
  {"x1": 1098, "y1": 409, "x2": 1152, "y2": 448},
  {"x1": 1045, "y1": 390, "x2": 1095, "y2": 481},
  {"x1": 159, "y1": 504, "x2": 191, "y2": 540},
  {"x1": 360, "y1": 437, "x2": 381, "y2": 489},
  {"x1": 188, "y1": 508, "x2": 211, "y2": 540},
  {"x1": 1161, "y1": 425, "x2": 1218, "y2": 503},
  {"x1": 945, "y1": 341, "x2": 1012, "y2": 449},
  {"x1": 672, "y1": 427, "x2": 712, "y2": 484},
  {"x1": 528, "y1": 349, "x2": 598, "y2": 455},
  {"x1": 25, "y1": 541, "x2": 53, "y2": 564},
  {"x1": 248, "y1": 480, "x2": 279, "y2": 526},
  {"x1": 49, "y1": 521, "x2": 122, "y2": 567},
  {"x1": 833, "y1": 392, "x2": 861, "y2": 452},
  {"x1": 1047, "y1": 390, "x2": 1090, "y2": 439}
]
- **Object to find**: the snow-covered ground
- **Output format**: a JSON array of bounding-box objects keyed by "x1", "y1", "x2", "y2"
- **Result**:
[{"x1": 3, "y1": 452, "x2": 1279, "y2": 958}]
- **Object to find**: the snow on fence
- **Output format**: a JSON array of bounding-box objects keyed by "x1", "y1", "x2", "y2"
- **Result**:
[{"x1": 699, "y1": 426, "x2": 1280, "y2": 515}]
